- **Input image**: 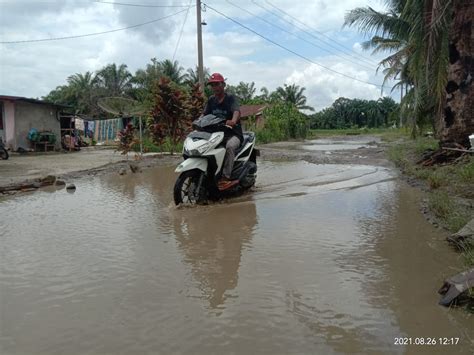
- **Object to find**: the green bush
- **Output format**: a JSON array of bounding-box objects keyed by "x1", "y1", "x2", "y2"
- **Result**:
[{"x1": 255, "y1": 103, "x2": 308, "y2": 144}]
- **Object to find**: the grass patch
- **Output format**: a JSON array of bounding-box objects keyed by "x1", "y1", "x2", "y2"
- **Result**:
[
  {"x1": 463, "y1": 247, "x2": 474, "y2": 268},
  {"x1": 387, "y1": 144, "x2": 410, "y2": 169},
  {"x1": 413, "y1": 137, "x2": 439, "y2": 155},
  {"x1": 428, "y1": 191, "x2": 470, "y2": 232},
  {"x1": 457, "y1": 157, "x2": 474, "y2": 183}
]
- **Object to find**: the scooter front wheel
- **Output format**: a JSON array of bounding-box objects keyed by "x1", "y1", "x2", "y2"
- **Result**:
[{"x1": 173, "y1": 169, "x2": 207, "y2": 205}]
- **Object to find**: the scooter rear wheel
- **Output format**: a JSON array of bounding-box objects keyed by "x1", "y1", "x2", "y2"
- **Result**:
[
  {"x1": 173, "y1": 170, "x2": 207, "y2": 205},
  {"x1": 0, "y1": 148, "x2": 8, "y2": 160}
]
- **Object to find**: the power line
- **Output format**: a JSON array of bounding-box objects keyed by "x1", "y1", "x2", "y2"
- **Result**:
[
  {"x1": 0, "y1": 9, "x2": 188, "y2": 44},
  {"x1": 93, "y1": 0, "x2": 189, "y2": 8},
  {"x1": 263, "y1": 0, "x2": 379, "y2": 67},
  {"x1": 257, "y1": 1, "x2": 380, "y2": 68},
  {"x1": 226, "y1": 0, "x2": 375, "y2": 72},
  {"x1": 203, "y1": 3, "x2": 383, "y2": 89},
  {"x1": 173, "y1": 0, "x2": 193, "y2": 61}
]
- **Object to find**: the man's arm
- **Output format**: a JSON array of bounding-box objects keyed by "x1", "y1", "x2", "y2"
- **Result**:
[
  {"x1": 226, "y1": 95, "x2": 241, "y2": 127},
  {"x1": 201, "y1": 97, "x2": 212, "y2": 117},
  {"x1": 229, "y1": 110, "x2": 240, "y2": 126}
]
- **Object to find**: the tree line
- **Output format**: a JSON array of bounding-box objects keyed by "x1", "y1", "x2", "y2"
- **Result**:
[
  {"x1": 43, "y1": 58, "x2": 315, "y2": 116},
  {"x1": 310, "y1": 97, "x2": 399, "y2": 129}
]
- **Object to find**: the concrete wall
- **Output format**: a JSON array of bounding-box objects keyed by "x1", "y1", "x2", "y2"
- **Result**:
[
  {"x1": 14, "y1": 101, "x2": 61, "y2": 150},
  {"x1": 2, "y1": 100, "x2": 16, "y2": 150}
]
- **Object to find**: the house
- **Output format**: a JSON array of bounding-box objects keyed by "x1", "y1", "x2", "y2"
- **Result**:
[
  {"x1": 0, "y1": 95, "x2": 67, "y2": 151},
  {"x1": 240, "y1": 104, "x2": 267, "y2": 131}
]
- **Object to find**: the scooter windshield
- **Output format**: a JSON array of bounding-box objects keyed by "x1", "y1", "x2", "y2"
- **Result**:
[{"x1": 192, "y1": 114, "x2": 226, "y2": 130}]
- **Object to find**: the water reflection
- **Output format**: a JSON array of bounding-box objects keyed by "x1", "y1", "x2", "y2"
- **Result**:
[{"x1": 172, "y1": 202, "x2": 258, "y2": 309}]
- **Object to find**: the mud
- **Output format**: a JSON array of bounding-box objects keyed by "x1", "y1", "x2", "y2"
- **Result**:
[
  {"x1": 260, "y1": 135, "x2": 390, "y2": 167},
  {"x1": 0, "y1": 148, "x2": 181, "y2": 195}
]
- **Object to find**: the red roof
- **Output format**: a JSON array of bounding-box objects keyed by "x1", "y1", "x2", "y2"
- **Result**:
[{"x1": 240, "y1": 104, "x2": 267, "y2": 118}]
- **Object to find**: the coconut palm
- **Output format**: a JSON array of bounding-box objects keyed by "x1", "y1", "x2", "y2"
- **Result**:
[
  {"x1": 157, "y1": 59, "x2": 186, "y2": 85},
  {"x1": 437, "y1": 0, "x2": 474, "y2": 146},
  {"x1": 184, "y1": 66, "x2": 210, "y2": 85},
  {"x1": 96, "y1": 63, "x2": 133, "y2": 96},
  {"x1": 132, "y1": 58, "x2": 161, "y2": 90},
  {"x1": 65, "y1": 72, "x2": 99, "y2": 115},
  {"x1": 227, "y1": 81, "x2": 257, "y2": 103},
  {"x1": 274, "y1": 84, "x2": 314, "y2": 111},
  {"x1": 345, "y1": 0, "x2": 457, "y2": 138}
]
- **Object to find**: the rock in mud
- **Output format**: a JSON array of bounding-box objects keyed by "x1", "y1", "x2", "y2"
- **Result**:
[
  {"x1": 40, "y1": 175, "x2": 56, "y2": 186},
  {"x1": 447, "y1": 218, "x2": 474, "y2": 249},
  {"x1": 438, "y1": 268, "x2": 474, "y2": 306},
  {"x1": 20, "y1": 188, "x2": 37, "y2": 193},
  {"x1": 129, "y1": 163, "x2": 141, "y2": 173},
  {"x1": 66, "y1": 184, "x2": 76, "y2": 190},
  {"x1": 55, "y1": 179, "x2": 66, "y2": 186},
  {"x1": 119, "y1": 168, "x2": 127, "y2": 175}
]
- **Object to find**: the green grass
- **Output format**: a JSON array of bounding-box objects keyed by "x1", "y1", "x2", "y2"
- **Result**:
[
  {"x1": 413, "y1": 137, "x2": 439, "y2": 154},
  {"x1": 457, "y1": 157, "x2": 474, "y2": 183},
  {"x1": 428, "y1": 191, "x2": 470, "y2": 232}
]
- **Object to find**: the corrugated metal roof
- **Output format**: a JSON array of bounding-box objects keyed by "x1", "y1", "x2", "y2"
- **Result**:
[
  {"x1": 240, "y1": 104, "x2": 267, "y2": 118},
  {"x1": 0, "y1": 95, "x2": 71, "y2": 108}
]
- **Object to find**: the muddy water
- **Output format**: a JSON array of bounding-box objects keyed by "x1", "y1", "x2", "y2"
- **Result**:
[
  {"x1": 299, "y1": 137, "x2": 381, "y2": 151},
  {"x1": 1, "y1": 160, "x2": 473, "y2": 354}
]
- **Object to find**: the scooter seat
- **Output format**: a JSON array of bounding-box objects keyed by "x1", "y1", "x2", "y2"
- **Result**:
[{"x1": 236, "y1": 132, "x2": 255, "y2": 154}]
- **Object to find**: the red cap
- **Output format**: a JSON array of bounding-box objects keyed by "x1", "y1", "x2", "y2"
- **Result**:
[{"x1": 207, "y1": 72, "x2": 225, "y2": 84}]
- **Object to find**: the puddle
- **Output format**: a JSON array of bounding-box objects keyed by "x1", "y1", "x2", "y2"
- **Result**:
[
  {"x1": 1, "y1": 160, "x2": 472, "y2": 354},
  {"x1": 300, "y1": 137, "x2": 381, "y2": 151}
]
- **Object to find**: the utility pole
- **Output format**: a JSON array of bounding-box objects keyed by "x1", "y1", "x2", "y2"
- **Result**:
[{"x1": 196, "y1": 0, "x2": 204, "y2": 92}]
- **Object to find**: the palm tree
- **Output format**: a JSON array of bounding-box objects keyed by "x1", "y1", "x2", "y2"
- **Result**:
[
  {"x1": 66, "y1": 72, "x2": 99, "y2": 115},
  {"x1": 256, "y1": 87, "x2": 270, "y2": 101},
  {"x1": 158, "y1": 59, "x2": 186, "y2": 85},
  {"x1": 67, "y1": 72, "x2": 97, "y2": 90},
  {"x1": 438, "y1": 0, "x2": 474, "y2": 147},
  {"x1": 132, "y1": 58, "x2": 161, "y2": 90},
  {"x1": 344, "y1": 0, "x2": 455, "y2": 138},
  {"x1": 227, "y1": 81, "x2": 257, "y2": 102},
  {"x1": 96, "y1": 63, "x2": 133, "y2": 96},
  {"x1": 184, "y1": 66, "x2": 210, "y2": 86},
  {"x1": 274, "y1": 84, "x2": 314, "y2": 111}
]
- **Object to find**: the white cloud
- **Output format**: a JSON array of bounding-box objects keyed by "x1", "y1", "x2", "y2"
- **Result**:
[
  {"x1": 353, "y1": 42, "x2": 363, "y2": 52},
  {"x1": 285, "y1": 61, "x2": 381, "y2": 111},
  {"x1": 0, "y1": 0, "x2": 396, "y2": 109}
]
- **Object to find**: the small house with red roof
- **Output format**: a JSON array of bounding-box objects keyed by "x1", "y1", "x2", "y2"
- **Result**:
[{"x1": 239, "y1": 104, "x2": 267, "y2": 131}]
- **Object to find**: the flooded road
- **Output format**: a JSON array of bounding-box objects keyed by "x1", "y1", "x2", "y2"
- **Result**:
[
  {"x1": 1, "y1": 159, "x2": 473, "y2": 354},
  {"x1": 299, "y1": 137, "x2": 381, "y2": 151}
]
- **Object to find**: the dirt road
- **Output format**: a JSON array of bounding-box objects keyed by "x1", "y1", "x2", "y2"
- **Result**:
[{"x1": 0, "y1": 147, "x2": 180, "y2": 188}]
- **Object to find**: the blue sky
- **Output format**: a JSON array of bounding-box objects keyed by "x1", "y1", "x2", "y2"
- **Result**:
[{"x1": 0, "y1": 0, "x2": 397, "y2": 111}]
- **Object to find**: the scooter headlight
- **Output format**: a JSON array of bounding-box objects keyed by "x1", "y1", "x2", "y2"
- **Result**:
[{"x1": 184, "y1": 139, "x2": 210, "y2": 156}]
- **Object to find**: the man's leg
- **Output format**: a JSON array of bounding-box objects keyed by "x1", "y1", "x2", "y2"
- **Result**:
[{"x1": 222, "y1": 136, "x2": 241, "y2": 179}]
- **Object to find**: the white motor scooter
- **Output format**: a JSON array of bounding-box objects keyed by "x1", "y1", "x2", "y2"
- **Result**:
[{"x1": 174, "y1": 114, "x2": 258, "y2": 205}]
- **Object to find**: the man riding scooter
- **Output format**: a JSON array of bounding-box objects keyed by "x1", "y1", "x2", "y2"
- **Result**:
[{"x1": 202, "y1": 72, "x2": 243, "y2": 190}]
